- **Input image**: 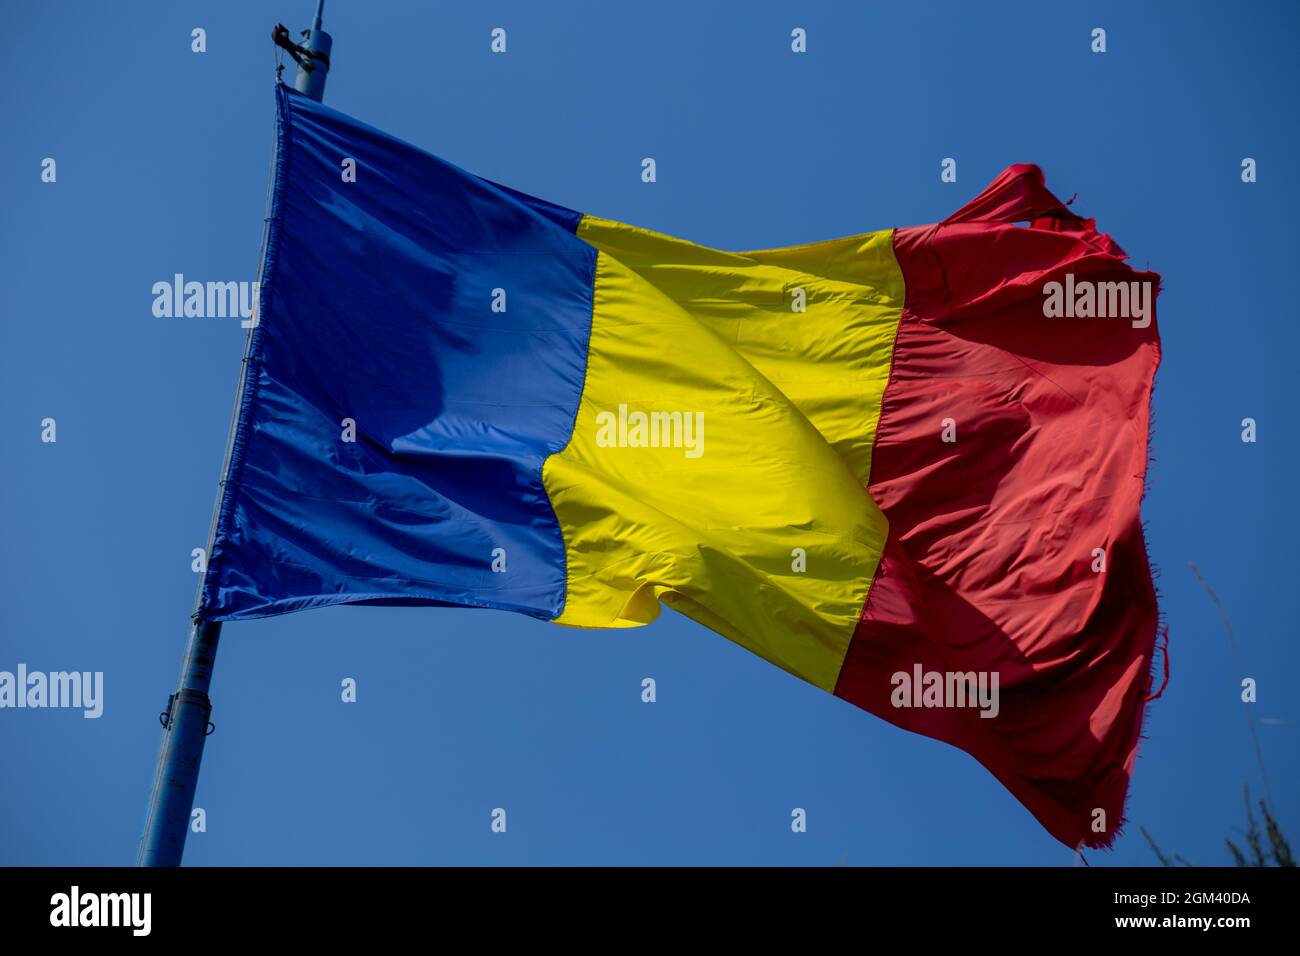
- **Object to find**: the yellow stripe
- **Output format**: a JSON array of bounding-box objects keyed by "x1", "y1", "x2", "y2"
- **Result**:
[{"x1": 540, "y1": 217, "x2": 905, "y2": 691}]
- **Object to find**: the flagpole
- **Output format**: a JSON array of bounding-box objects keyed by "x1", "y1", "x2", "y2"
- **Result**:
[
  {"x1": 293, "y1": 1, "x2": 333, "y2": 102},
  {"x1": 136, "y1": 2, "x2": 333, "y2": 868}
]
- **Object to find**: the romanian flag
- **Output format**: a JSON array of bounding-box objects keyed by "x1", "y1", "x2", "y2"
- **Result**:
[{"x1": 203, "y1": 87, "x2": 1162, "y2": 849}]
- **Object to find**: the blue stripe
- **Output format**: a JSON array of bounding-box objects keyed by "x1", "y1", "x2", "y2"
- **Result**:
[{"x1": 201, "y1": 86, "x2": 595, "y2": 621}]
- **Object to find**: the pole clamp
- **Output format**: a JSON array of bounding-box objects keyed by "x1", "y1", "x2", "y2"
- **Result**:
[
  {"x1": 158, "y1": 693, "x2": 175, "y2": 730},
  {"x1": 272, "y1": 23, "x2": 331, "y2": 72},
  {"x1": 157, "y1": 689, "x2": 214, "y2": 734}
]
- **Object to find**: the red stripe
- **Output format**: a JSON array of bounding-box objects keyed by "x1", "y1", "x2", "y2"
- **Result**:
[{"x1": 835, "y1": 165, "x2": 1162, "y2": 849}]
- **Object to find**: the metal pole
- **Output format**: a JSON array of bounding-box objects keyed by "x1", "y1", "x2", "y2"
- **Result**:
[
  {"x1": 293, "y1": 1, "x2": 332, "y2": 102},
  {"x1": 137, "y1": 2, "x2": 333, "y2": 867},
  {"x1": 136, "y1": 620, "x2": 221, "y2": 866}
]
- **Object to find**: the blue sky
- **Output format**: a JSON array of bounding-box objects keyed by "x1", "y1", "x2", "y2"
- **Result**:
[{"x1": 1, "y1": 0, "x2": 1296, "y2": 865}]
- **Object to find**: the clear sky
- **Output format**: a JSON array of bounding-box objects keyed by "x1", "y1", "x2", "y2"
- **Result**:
[{"x1": 1, "y1": 0, "x2": 1296, "y2": 865}]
